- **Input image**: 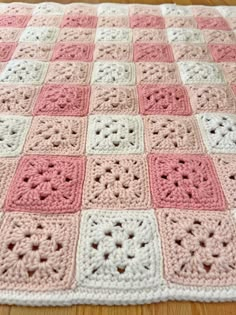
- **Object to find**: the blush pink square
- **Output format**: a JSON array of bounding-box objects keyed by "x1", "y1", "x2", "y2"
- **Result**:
[
  {"x1": 61, "y1": 15, "x2": 97, "y2": 28},
  {"x1": 0, "y1": 43, "x2": 16, "y2": 62},
  {"x1": 138, "y1": 85, "x2": 192, "y2": 115},
  {"x1": 134, "y1": 44, "x2": 174, "y2": 62},
  {"x1": 34, "y1": 84, "x2": 90, "y2": 116},
  {"x1": 0, "y1": 15, "x2": 30, "y2": 27},
  {"x1": 209, "y1": 44, "x2": 236, "y2": 62},
  {"x1": 148, "y1": 154, "x2": 226, "y2": 210},
  {"x1": 196, "y1": 17, "x2": 231, "y2": 30},
  {"x1": 5, "y1": 155, "x2": 86, "y2": 213},
  {"x1": 52, "y1": 43, "x2": 94, "y2": 61},
  {"x1": 130, "y1": 15, "x2": 165, "y2": 29}
]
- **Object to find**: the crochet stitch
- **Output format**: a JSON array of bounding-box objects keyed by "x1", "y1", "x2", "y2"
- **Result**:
[{"x1": 0, "y1": 2, "x2": 236, "y2": 306}]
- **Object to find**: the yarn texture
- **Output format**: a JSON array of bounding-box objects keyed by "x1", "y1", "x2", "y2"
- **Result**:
[{"x1": 0, "y1": 2, "x2": 235, "y2": 306}]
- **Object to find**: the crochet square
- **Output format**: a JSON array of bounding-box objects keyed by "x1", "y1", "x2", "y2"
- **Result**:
[
  {"x1": 82, "y1": 155, "x2": 151, "y2": 209},
  {"x1": 98, "y1": 4, "x2": 128, "y2": 16},
  {"x1": 77, "y1": 210, "x2": 161, "y2": 289},
  {"x1": 192, "y1": 6, "x2": 220, "y2": 18},
  {"x1": 0, "y1": 85, "x2": 39, "y2": 115},
  {"x1": 0, "y1": 158, "x2": 17, "y2": 207},
  {"x1": 228, "y1": 18, "x2": 236, "y2": 30},
  {"x1": 196, "y1": 17, "x2": 231, "y2": 30},
  {"x1": 58, "y1": 28, "x2": 95, "y2": 43},
  {"x1": 172, "y1": 44, "x2": 212, "y2": 62},
  {"x1": 165, "y1": 17, "x2": 197, "y2": 28},
  {"x1": 138, "y1": 85, "x2": 192, "y2": 116},
  {"x1": 203, "y1": 30, "x2": 236, "y2": 44},
  {"x1": 19, "y1": 27, "x2": 59, "y2": 43},
  {"x1": 197, "y1": 113, "x2": 236, "y2": 153},
  {"x1": 129, "y1": 4, "x2": 161, "y2": 16},
  {"x1": 0, "y1": 212, "x2": 78, "y2": 290},
  {"x1": 220, "y1": 63, "x2": 236, "y2": 84},
  {"x1": 187, "y1": 85, "x2": 236, "y2": 113},
  {"x1": 161, "y1": 4, "x2": 192, "y2": 16},
  {"x1": 134, "y1": 44, "x2": 174, "y2": 62},
  {"x1": 133, "y1": 29, "x2": 167, "y2": 43},
  {"x1": 0, "y1": 60, "x2": 48, "y2": 85},
  {"x1": 34, "y1": 85, "x2": 90, "y2": 116},
  {"x1": 209, "y1": 44, "x2": 236, "y2": 62},
  {"x1": 90, "y1": 86, "x2": 138, "y2": 114},
  {"x1": 178, "y1": 62, "x2": 225, "y2": 84},
  {"x1": 61, "y1": 15, "x2": 97, "y2": 28},
  {"x1": 94, "y1": 44, "x2": 132, "y2": 61},
  {"x1": 0, "y1": 43, "x2": 16, "y2": 62},
  {"x1": 130, "y1": 15, "x2": 165, "y2": 29},
  {"x1": 144, "y1": 116, "x2": 204, "y2": 153},
  {"x1": 157, "y1": 209, "x2": 236, "y2": 286},
  {"x1": 13, "y1": 43, "x2": 53, "y2": 61},
  {"x1": 148, "y1": 154, "x2": 226, "y2": 210},
  {"x1": 136, "y1": 63, "x2": 181, "y2": 84},
  {"x1": 91, "y1": 62, "x2": 135, "y2": 85},
  {"x1": 5, "y1": 155, "x2": 85, "y2": 213},
  {"x1": 28, "y1": 15, "x2": 62, "y2": 27},
  {"x1": 167, "y1": 28, "x2": 204, "y2": 43},
  {"x1": 65, "y1": 4, "x2": 97, "y2": 16},
  {"x1": 0, "y1": 28, "x2": 21, "y2": 42},
  {"x1": 95, "y1": 28, "x2": 132, "y2": 43},
  {"x1": 0, "y1": 115, "x2": 31, "y2": 157},
  {"x1": 0, "y1": 15, "x2": 30, "y2": 27},
  {"x1": 97, "y1": 17, "x2": 129, "y2": 28},
  {"x1": 86, "y1": 115, "x2": 144, "y2": 154},
  {"x1": 45, "y1": 62, "x2": 92, "y2": 84},
  {"x1": 24, "y1": 116, "x2": 87, "y2": 155},
  {"x1": 216, "y1": 6, "x2": 236, "y2": 18},
  {"x1": 33, "y1": 3, "x2": 64, "y2": 15},
  {"x1": 1, "y1": 3, "x2": 33, "y2": 15},
  {"x1": 213, "y1": 155, "x2": 236, "y2": 208},
  {"x1": 52, "y1": 43, "x2": 94, "y2": 62}
]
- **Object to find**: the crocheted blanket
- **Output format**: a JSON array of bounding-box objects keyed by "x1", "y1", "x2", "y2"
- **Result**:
[{"x1": 0, "y1": 1, "x2": 235, "y2": 306}]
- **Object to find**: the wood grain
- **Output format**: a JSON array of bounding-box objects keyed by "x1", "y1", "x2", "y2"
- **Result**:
[{"x1": 0, "y1": 0, "x2": 236, "y2": 314}]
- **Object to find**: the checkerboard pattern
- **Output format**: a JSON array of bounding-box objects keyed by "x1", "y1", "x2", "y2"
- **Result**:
[{"x1": 0, "y1": 2, "x2": 236, "y2": 306}]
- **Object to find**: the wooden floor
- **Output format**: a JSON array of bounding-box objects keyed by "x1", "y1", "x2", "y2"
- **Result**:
[{"x1": 0, "y1": 0, "x2": 236, "y2": 314}]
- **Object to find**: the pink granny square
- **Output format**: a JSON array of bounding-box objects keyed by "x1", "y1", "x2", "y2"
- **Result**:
[
  {"x1": 136, "y1": 63, "x2": 181, "y2": 84},
  {"x1": 148, "y1": 154, "x2": 226, "y2": 210},
  {"x1": 138, "y1": 85, "x2": 192, "y2": 115},
  {"x1": 187, "y1": 85, "x2": 236, "y2": 113},
  {"x1": 94, "y1": 43, "x2": 132, "y2": 61},
  {"x1": 5, "y1": 155, "x2": 85, "y2": 213},
  {"x1": 28, "y1": 15, "x2": 62, "y2": 27},
  {"x1": 130, "y1": 15, "x2": 165, "y2": 29},
  {"x1": 52, "y1": 43, "x2": 94, "y2": 61},
  {"x1": 173, "y1": 44, "x2": 212, "y2": 61},
  {"x1": 82, "y1": 155, "x2": 151, "y2": 210},
  {"x1": 165, "y1": 17, "x2": 197, "y2": 28},
  {"x1": 228, "y1": 18, "x2": 236, "y2": 30},
  {"x1": 0, "y1": 43, "x2": 16, "y2": 62},
  {"x1": 13, "y1": 43, "x2": 53, "y2": 61},
  {"x1": 0, "y1": 15, "x2": 30, "y2": 28},
  {"x1": 0, "y1": 28, "x2": 22, "y2": 42},
  {"x1": 61, "y1": 15, "x2": 97, "y2": 28},
  {"x1": 196, "y1": 17, "x2": 231, "y2": 30},
  {"x1": 0, "y1": 212, "x2": 78, "y2": 291},
  {"x1": 134, "y1": 44, "x2": 174, "y2": 62},
  {"x1": 203, "y1": 30, "x2": 236, "y2": 44},
  {"x1": 133, "y1": 29, "x2": 167, "y2": 43},
  {"x1": 129, "y1": 5, "x2": 161, "y2": 16},
  {"x1": 157, "y1": 209, "x2": 236, "y2": 286},
  {"x1": 220, "y1": 63, "x2": 236, "y2": 84},
  {"x1": 34, "y1": 84, "x2": 90, "y2": 116},
  {"x1": 192, "y1": 7, "x2": 220, "y2": 18},
  {"x1": 209, "y1": 44, "x2": 236, "y2": 62},
  {"x1": 1, "y1": 3, "x2": 33, "y2": 15},
  {"x1": 213, "y1": 155, "x2": 236, "y2": 209},
  {"x1": 45, "y1": 62, "x2": 92, "y2": 84},
  {"x1": 97, "y1": 16, "x2": 129, "y2": 28}
]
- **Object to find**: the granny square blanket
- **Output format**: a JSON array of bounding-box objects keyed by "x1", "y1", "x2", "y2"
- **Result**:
[{"x1": 0, "y1": 2, "x2": 235, "y2": 306}]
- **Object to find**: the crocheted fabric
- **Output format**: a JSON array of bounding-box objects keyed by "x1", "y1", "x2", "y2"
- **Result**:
[{"x1": 0, "y1": 2, "x2": 236, "y2": 306}]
